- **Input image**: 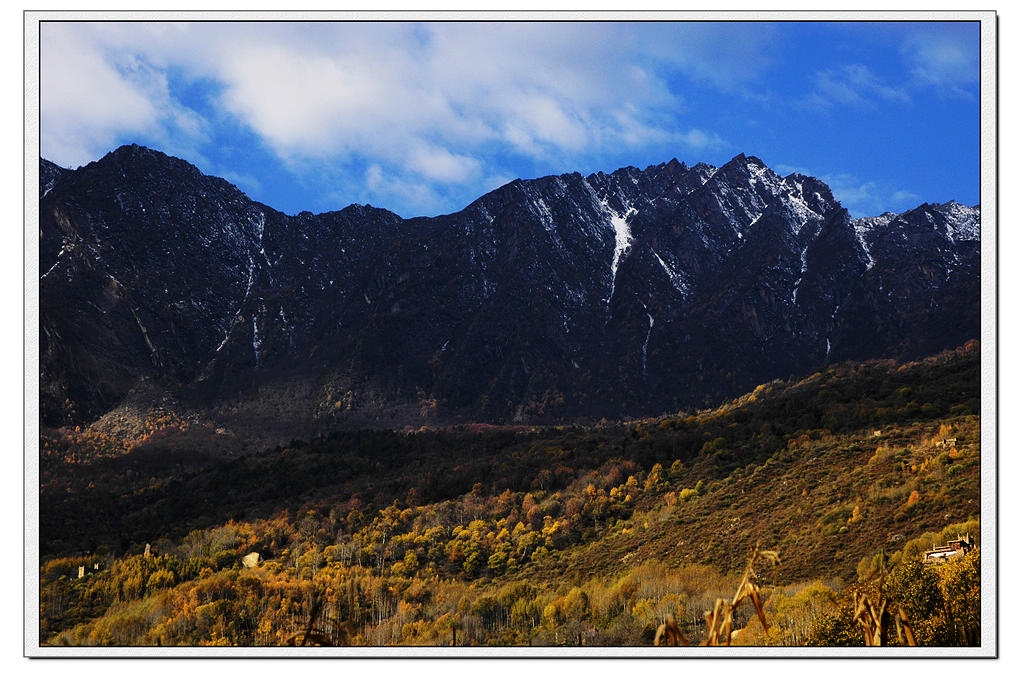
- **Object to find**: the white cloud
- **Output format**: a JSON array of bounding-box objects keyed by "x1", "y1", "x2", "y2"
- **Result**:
[
  {"x1": 890, "y1": 189, "x2": 922, "y2": 205},
  {"x1": 677, "y1": 128, "x2": 727, "y2": 152},
  {"x1": 40, "y1": 22, "x2": 748, "y2": 195},
  {"x1": 824, "y1": 174, "x2": 881, "y2": 211},
  {"x1": 821, "y1": 172, "x2": 921, "y2": 217},
  {"x1": 637, "y1": 22, "x2": 782, "y2": 95},
  {"x1": 774, "y1": 163, "x2": 922, "y2": 217},
  {"x1": 901, "y1": 29, "x2": 979, "y2": 98},
  {"x1": 514, "y1": 96, "x2": 589, "y2": 152},
  {"x1": 802, "y1": 64, "x2": 910, "y2": 111},
  {"x1": 774, "y1": 163, "x2": 810, "y2": 177},
  {"x1": 41, "y1": 24, "x2": 160, "y2": 166},
  {"x1": 360, "y1": 163, "x2": 443, "y2": 216},
  {"x1": 40, "y1": 23, "x2": 209, "y2": 168},
  {"x1": 201, "y1": 21, "x2": 693, "y2": 173},
  {"x1": 407, "y1": 144, "x2": 482, "y2": 185}
]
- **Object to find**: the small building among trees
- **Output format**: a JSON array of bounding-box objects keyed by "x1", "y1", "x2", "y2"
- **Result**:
[{"x1": 923, "y1": 534, "x2": 974, "y2": 565}]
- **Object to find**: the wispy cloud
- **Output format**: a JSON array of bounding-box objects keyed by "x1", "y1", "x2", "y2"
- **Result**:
[
  {"x1": 800, "y1": 64, "x2": 910, "y2": 111},
  {"x1": 820, "y1": 172, "x2": 921, "y2": 217},
  {"x1": 901, "y1": 28, "x2": 979, "y2": 98},
  {"x1": 890, "y1": 189, "x2": 922, "y2": 205},
  {"x1": 362, "y1": 164, "x2": 441, "y2": 214},
  {"x1": 406, "y1": 144, "x2": 482, "y2": 185},
  {"x1": 638, "y1": 22, "x2": 783, "y2": 96},
  {"x1": 41, "y1": 23, "x2": 209, "y2": 168},
  {"x1": 39, "y1": 21, "x2": 977, "y2": 217},
  {"x1": 40, "y1": 22, "x2": 757, "y2": 214},
  {"x1": 796, "y1": 24, "x2": 978, "y2": 114},
  {"x1": 777, "y1": 163, "x2": 921, "y2": 216},
  {"x1": 676, "y1": 128, "x2": 727, "y2": 151},
  {"x1": 774, "y1": 163, "x2": 810, "y2": 177}
]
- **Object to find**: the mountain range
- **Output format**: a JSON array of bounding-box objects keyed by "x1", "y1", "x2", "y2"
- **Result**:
[{"x1": 38, "y1": 145, "x2": 980, "y2": 430}]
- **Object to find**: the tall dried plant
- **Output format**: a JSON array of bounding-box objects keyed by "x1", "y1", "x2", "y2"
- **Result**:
[
  {"x1": 655, "y1": 543, "x2": 779, "y2": 647},
  {"x1": 284, "y1": 589, "x2": 335, "y2": 647},
  {"x1": 653, "y1": 614, "x2": 690, "y2": 646},
  {"x1": 702, "y1": 543, "x2": 779, "y2": 646},
  {"x1": 853, "y1": 566, "x2": 917, "y2": 647}
]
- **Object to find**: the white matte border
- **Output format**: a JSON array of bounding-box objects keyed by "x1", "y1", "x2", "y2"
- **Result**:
[
  {"x1": 978, "y1": 9, "x2": 998, "y2": 662},
  {"x1": 23, "y1": 9, "x2": 998, "y2": 659}
]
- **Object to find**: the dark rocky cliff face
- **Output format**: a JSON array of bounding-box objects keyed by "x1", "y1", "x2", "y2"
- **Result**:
[{"x1": 38, "y1": 146, "x2": 980, "y2": 428}]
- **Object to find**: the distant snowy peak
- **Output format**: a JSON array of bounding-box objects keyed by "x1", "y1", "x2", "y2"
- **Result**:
[
  {"x1": 744, "y1": 155, "x2": 785, "y2": 192},
  {"x1": 938, "y1": 201, "x2": 981, "y2": 241},
  {"x1": 852, "y1": 211, "x2": 899, "y2": 233},
  {"x1": 688, "y1": 162, "x2": 718, "y2": 185},
  {"x1": 850, "y1": 212, "x2": 896, "y2": 270},
  {"x1": 782, "y1": 173, "x2": 836, "y2": 210},
  {"x1": 852, "y1": 201, "x2": 980, "y2": 244}
]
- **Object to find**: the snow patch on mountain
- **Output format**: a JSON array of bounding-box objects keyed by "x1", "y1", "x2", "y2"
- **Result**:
[
  {"x1": 852, "y1": 212, "x2": 896, "y2": 270},
  {"x1": 642, "y1": 312, "x2": 654, "y2": 379},
  {"x1": 533, "y1": 197, "x2": 555, "y2": 230},
  {"x1": 603, "y1": 200, "x2": 636, "y2": 302},
  {"x1": 746, "y1": 158, "x2": 784, "y2": 196},
  {"x1": 214, "y1": 253, "x2": 256, "y2": 354},
  {"x1": 941, "y1": 202, "x2": 980, "y2": 242},
  {"x1": 252, "y1": 314, "x2": 262, "y2": 366},
  {"x1": 651, "y1": 249, "x2": 688, "y2": 296},
  {"x1": 791, "y1": 244, "x2": 810, "y2": 304},
  {"x1": 782, "y1": 177, "x2": 827, "y2": 235}
]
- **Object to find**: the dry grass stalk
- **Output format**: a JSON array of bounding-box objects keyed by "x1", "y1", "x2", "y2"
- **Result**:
[
  {"x1": 894, "y1": 606, "x2": 917, "y2": 647},
  {"x1": 701, "y1": 543, "x2": 780, "y2": 646},
  {"x1": 284, "y1": 630, "x2": 333, "y2": 647},
  {"x1": 853, "y1": 566, "x2": 917, "y2": 647},
  {"x1": 284, "y1": 589, "x2": 335, "y2": 647},
  {"x1": 654, "y1": 613, "x2": 691, "y2": 646},
  {"x1": 853, "y1": 589, "x2": 889, "y2": 646}
]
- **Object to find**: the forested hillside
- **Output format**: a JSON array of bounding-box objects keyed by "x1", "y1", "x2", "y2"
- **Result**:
[{"x1": 39, "y1": 342, "x2": 981, "y2": 647}]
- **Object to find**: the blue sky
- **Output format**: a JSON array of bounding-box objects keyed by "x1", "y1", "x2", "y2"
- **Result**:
[{"x1": 40, "y1": 21, "x2": 980, "y2": 219}]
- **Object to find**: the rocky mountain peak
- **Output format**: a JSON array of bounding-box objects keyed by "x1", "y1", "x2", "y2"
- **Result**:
[{"x1": 39, "y1": 147, "x2": 980, "y2": 429}]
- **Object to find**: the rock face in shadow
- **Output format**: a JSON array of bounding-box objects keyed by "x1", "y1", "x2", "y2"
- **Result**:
[{"x1": 39, "y1": 147, "x2": 980, "y2": 427}]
